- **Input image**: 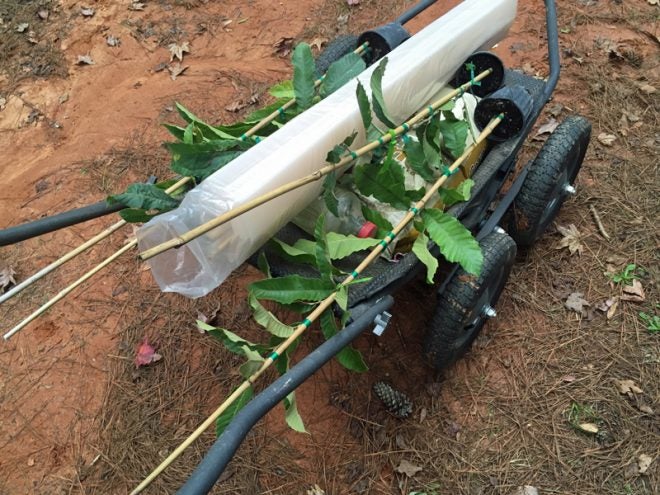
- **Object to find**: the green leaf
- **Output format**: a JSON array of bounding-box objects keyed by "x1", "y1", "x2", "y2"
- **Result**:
[
  {"x1": 246, "y1": 98, "x2": 291, "y2": 121},
  {"x1": 283, "y1": 392, "x2": 307, "y2": 432},
  {"x1": 216, "y1": 386, "x2": 253, "y2": 436},
  {"x1": 163, "y1": 123, "x2": 186, "y2": 141},
  {"x1": 403, "y1": 138, "x2": 435, "y2": 182},
  {"x1": 269, "y1": 80, "x2": 295, "y2": 99},
  {"x1": 354, "y1": 143, "x2": 410, "y2": 210},
  {"x1": 412, "y1": 231, "x2": 438, "y2": 284},
  {"x1": 183, "y1": 122, "x2": 194, "y2": 144},
  {"x1": 335, "y1": 285, "x2": 348, "y2": 311},
  {"x1": 269, "y1": 238, "x2": 317, "y2": 265},
  {"x1": 356, "y1": 81, "x2": 372, "y2": 130},
  {"x1": 314, "y1": 215, "x2": 333, "y2": 281},
  {"x1": 175, "y1": 103, "x2": 237, "y2": 141},
  {"x1": 322, "y1": 172, "x2": 339, "y2": 216},
  {"x1": 325, "y1": 232, "x2": 379, "y2": 259},
  {"x1": 361, "y1": 205, "x2": 393, "y2": 238},
  {"x1": 167, "y1": 140, "x2": 249, "y2": 180},
  {"x1": 439, "y1": 179, "x2": 474, "y2": 207},
  {"x1": 421, "y1": 209, "x2": 483, "y2": 275},
  {"x1": 199, "y1": 321, "x2": 268, "y2": 359},
  {"x1": 249, "y1": 275, "x2": 336, "y2": 304},
  {"x1": 325, "y1": 132, "x2": 357, "y2": 164},
  {"x1": 320, "y1": 52, "x2": 366, "y2": 98},
  {"x1": 110, "y1": 183, "x2": 179, "y2": 211},
  {"x1": 249, "y1": 294, "x2": 295, "y2": 338},
  {"x1": 239, "y1": 359, "x2": 264, "y2": 379},
  {"x1": 319, "y1": 309, "x2": 368, "y2": 372},
  {"x1": 257, "y1": 252, "x2": 271, "y2": 277},
  {"x1": 292, "y1": 43, "x2": 316, "y2": 110},
  {"x1": 292, "y1": 234, "x2": 379, "y2": 260},
  {"x1": 439, "y1": 117, "x2": 469, "y2": 159},
  {"x1": 118, "y1": 208, "x2": 158, "y2": 223},
  {"x1": 370, "y1": 58, "x2": 396, "y2": 128},
  {"x1": 418, "y1": 118, "x2": 443, "y2": 169}
]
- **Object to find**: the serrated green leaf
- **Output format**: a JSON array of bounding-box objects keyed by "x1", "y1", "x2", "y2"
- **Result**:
[
  {"x1": 335, "y1": 285, "x2": 348, "y2": 311},
  {"x1": 269, "y1": 80, "x2": 295, "y2": 99},
  {"x1": 421, "y1": 209, "x2": 482, "y2": 275},
  {"x1": 356, "y1": 81, "x2": 372, "y2": 130},
  {"x1": 118, "y1": 208, "x2": 158, "y2": 223},
  {"x1": 325, "y1": 132, "x2": 357, "y2": 164},
  {"x1": 314, "y1": 215, "x2": 333, "y2": 281},
  {"x1": 249, "y1": 293, "x2": 295, "y2": 338},
  {"x1": 239, "y1": 359, "x2": 264, "y2": 379},
  {"x1": 110, "y1": 183, "x2": 179, "y2": 211},
  {"x1": 163, "y1": 123, "x2": 186, "y2": 141},
  {"x1": 403, "y1": 138, "x2": 435, "y2": 182},
  {"x1": 199, "y1": 321, "x2": 268, "y2": 360},
  {"x1": 216, "y1": 386, "x2": 253, "y2": 437},
  {"x1": 370, "y1": 58, "x2": 396, "y2": 128},
  {"x1": 292, "y1": 43, "x2": 316, "y2": 110},
  {"x1": 412, "y1": 231, "x2": 438, "y2": 284},
  {"x1": 361, "y1": 205, "x2": 393, "y2": 238},
  {"x1": 320, "y1": 52, "x2": 366, "y2": 98},
  {"x1": 439, "y1": 117, "x2": 468, "y2": 159},
  {"x1": 167, "y1": 140, "x2": 249, "y2": 180},
  {"x1": 175, "y1": 103, "x2": 237, "y2": 141},
  {"x1": 283, "y1": 392, "x2": 307, "y2": 432},
  {"x1": 439, "y1": 179, "x2": 474, "y2": 207},
  {"x1": 269, "y1": 238, "x2": 317, "y2": 265},
  {"x1": 322, "y1": 172, "x2": 339, "y2": 216},
  {"x1": 325, "y1": 232, "x2": 380, "y2": 259},
  {"x1": 249, "y1": 275, "x2": 336, "y2": 304},
  {"x1": 354, "y1": 143, "x2": 411, "y2": 210},
  {"x1": 418, "y1": 117, "x2": 443, "y2": 169},
  {"x1": 319, "y1": 309, "x2": 368, "y2": 372}
]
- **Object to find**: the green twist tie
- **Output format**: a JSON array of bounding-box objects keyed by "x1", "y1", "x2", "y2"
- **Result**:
[
  {"x1": 386, "y1": 231, "x2": 395, "y2": 240},
  {"x1": 402, "y1": 123, "x2": 410, "y2": 132},
  {"x1": 379, "y1": 240, "x2": 388, "y2": 248},
  {"x1": 498, "y1": 113, "x2": 505, "y2": 120},
  {"x1": 320, "y1": 74, "x2": 326, "y2": 81},
  {"x1": 362, "y1": 42, "x2": 369, "y2": 50},
  {"x1": 240, "y1": 134, "x2": 248, "y2": 141},
  {"x1": 457, "y1": 86, "x2": 465, "y2": 97},
  {"x1": 302, "y1": 318, "x2": 312, "y2": 328},
  {"x1": 402, "y1": 134, "x2": 411, "y2": 144},
  {"x1": 277, "y1": 107, "x2": 285, "y2": 116},
  {"x1": 410, "y1": 206, "x2": 419, "y2": 214},
  {"x1": 442, "y1": 166, "x2": 458, "y2": 176},
  {"x1": 388, "y1": 129, "x2": 397, "y2": 141},
  {"x1": 350, "y1": 151, "x2": 358, "y2": 160},
  {"x1": 254, "y1": 136, "x2": 262, "y2": 143},
  {"x1": 351, "y1": 270, "x2": 359, "y2": 278},
  {"x1": 427, "y1": 106, "x2": 435, "y2": 116},
  {"x1": 377, "y1": 137, "x2": 384, "y2": 145},
  {"x1": 466, "y1": 62, "x2": 482, "y2": 87},
  {"x1": 269, "y1": 351, "x2": 279, "y2": 361}
]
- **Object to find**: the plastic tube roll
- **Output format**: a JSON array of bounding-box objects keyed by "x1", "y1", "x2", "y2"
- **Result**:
[{"x1": 137, "y1": 0, "x2": 518, "y2": 298}]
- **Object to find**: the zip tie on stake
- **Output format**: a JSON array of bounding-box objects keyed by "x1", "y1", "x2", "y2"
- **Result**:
[
  {"x1": 465, "y1": 62, "x2": 482, "y2": 88},
  {"x1": 139, "y1": 67, "x2": 494, "y2": 261},
  {"x1": 130, "y1": 112, "x2": 505, "y2": 495}
]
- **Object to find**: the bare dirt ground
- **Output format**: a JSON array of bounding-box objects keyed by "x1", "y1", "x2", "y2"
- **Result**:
[{"x1": 0, "y1": 0, "x2": 658, "y2": 494}]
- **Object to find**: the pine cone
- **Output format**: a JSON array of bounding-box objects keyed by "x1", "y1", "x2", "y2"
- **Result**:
[{"x1": 372, "y1": 381, "x2": 413, "y2": 418}]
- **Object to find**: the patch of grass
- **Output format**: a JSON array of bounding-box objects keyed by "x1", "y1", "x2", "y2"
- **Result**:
[
  {"x1": 609, "y1": 263, "x2": 640, "y2": 285},
  {"x1": 566, "y1": 401, "x2": 600, "y2": 427},
  {"x1": 639, "y1": 307, "x2": 660, "y2": 333}
]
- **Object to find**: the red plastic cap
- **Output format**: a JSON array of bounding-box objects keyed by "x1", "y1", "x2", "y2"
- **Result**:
[{"x1": 357, "y1": 221, "x2": 378, "y2": 238}]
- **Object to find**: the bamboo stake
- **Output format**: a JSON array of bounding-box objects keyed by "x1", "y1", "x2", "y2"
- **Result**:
[
  {"x1": 0, "y1": 45, "x2": 371, "y2": 310},
  {"x1": 139, "y1": 68, "x2": 494, "y2": 261},
  {"x1": 130, "y1": 113, "x2": 504, "y2": 494},
  {"x1": 0, "y1": 177, "x2": 192, "y2": 309},
  {"x1": 2, "y1": 48, "x2": 374, "y2": 337}
]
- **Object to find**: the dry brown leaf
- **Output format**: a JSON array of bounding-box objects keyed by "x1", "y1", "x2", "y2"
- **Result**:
[
  {"x1": 168, "y1": 63, "x2": 189, "y2": 81},
  {"x1": 533, "y1": 118, "x2": 558, "y2": 140},
  {"x1": 561, "y1": 374, "x2": 576, "y2": 383},
  {"x1": 638, "y1": 404, "x2": 654, "y2": 414},
  {"x1": 638, "y1": 454, "x2": 653, "y2": 474},
  {"x1": 16, "y1": 22, "x2": 29, "y2": 33},
  {"x1": 106, "y1": 35, "x2": 120, "y2": 47},
  {"x1": 596, "y1": 297, "x2": 619, "y2": 319},
  {"x1": 597, "y1": 132, "x2": 616, "y2": 146},
  {"x1": 511, "y1": 487, "x2": 538, "y2": 495},
  {"x1": 556, "y1": 224, "x2": 583, "y2": 256},
  {"x1": 639, "y1": 84, "x2": 656, "y2": 94},
  {"x1": 565, "y1": 292, "x2": 590, "y2": 315},
  {"x1": 27, "y1": 457, "x2": 35, "y2": 467},
  {"x1": 306, "y1": 485, "x2": 326, "y2": 495},
  {"x1": 578, "y1": 423, "x2": 599, "y2": 434},
  {"x1": 310, "y1": 37, "x2": 327, "y2": 51},
  {"x1": 273, "y1": 37, "x2": 294, "y2": 57},
  {"x1": 621, "y1": 279, "x2": 645, "y2": 302},
  {"x1": 648, "y1": 0, "x2": 659, "y2": 5},
  {"x1": 81, "y1": 7, "x2": 95, "y2": 17},
  {"x1": 168, "y1": 42, "x2": 190, "y2": 62},
  {"x1": 614, "y1": 379, "x2": 643, "y2": 395},
  {"x1": 419, "y1": 407, "x2": 427, "y2": 423},
  {"x1": 129, "y1": 2, "x2": 145, "y2": 11},
  {"x1": 225, "y1": 100, "x2": 247, "y2": 113},
  {"x1": 0, "y1": 266, "x2": 16, "y2": 293},
  {"x1": 395, "y1": 459, "x2": 422, "y2": 477},
  {"x1": 76, "y1": 55, "x2": 95, "y2": 65},
  {"x1": 38, "y1": 10, "x2": 49, "y2": 20}
]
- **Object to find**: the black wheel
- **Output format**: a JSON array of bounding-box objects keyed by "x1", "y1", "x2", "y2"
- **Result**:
[
  {"x1": 314, "y1": 34, "x2": 359, "y2": 78},
  {"x1": 509, "y1": 115, "x2": 591, "y2": 246},
  {"x1": 424, "y1": 231, "x2": 517, "y2": 371}
]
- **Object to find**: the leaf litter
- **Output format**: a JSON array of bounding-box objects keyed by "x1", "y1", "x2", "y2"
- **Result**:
[
  {"x1": 556, "y1": 224, "x2": 583, "y2": 255},
  {"x1": 565, "y1": 292, "x2": 590, "y2": 316},
  {"x1": 395, "y1": 459, "x2": 422, "y2": 477},
  {"x1": 168, "y1": 42, "x2": 190, "y2": 62},
  {"x1": 134, "y1": 338, "x2": 162, "y2": 367},
  {"x1": 0, "y1": 265, "x2": 17, "y2": 293},
  {"x1": 621, "y1": 279, "x2": 645, "y2": 302}
]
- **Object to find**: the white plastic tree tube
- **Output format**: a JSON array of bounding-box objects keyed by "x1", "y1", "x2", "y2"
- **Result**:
[{"x1": 137, "y1": 0, "x2": 518, "y2": 298}]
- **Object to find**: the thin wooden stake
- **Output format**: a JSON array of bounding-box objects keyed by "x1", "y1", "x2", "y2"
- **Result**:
[
  {"x1": 139, "y1": 68, "x2": 493, "y2": 261},
  {"x1": 130, "y1": 114, "x2": 504, "y2": 494}
]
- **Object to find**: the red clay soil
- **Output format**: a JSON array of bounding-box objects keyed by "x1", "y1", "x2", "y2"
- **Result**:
[{"x1": 1, "y1": 0, "x2": 658, "y2": 494}]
